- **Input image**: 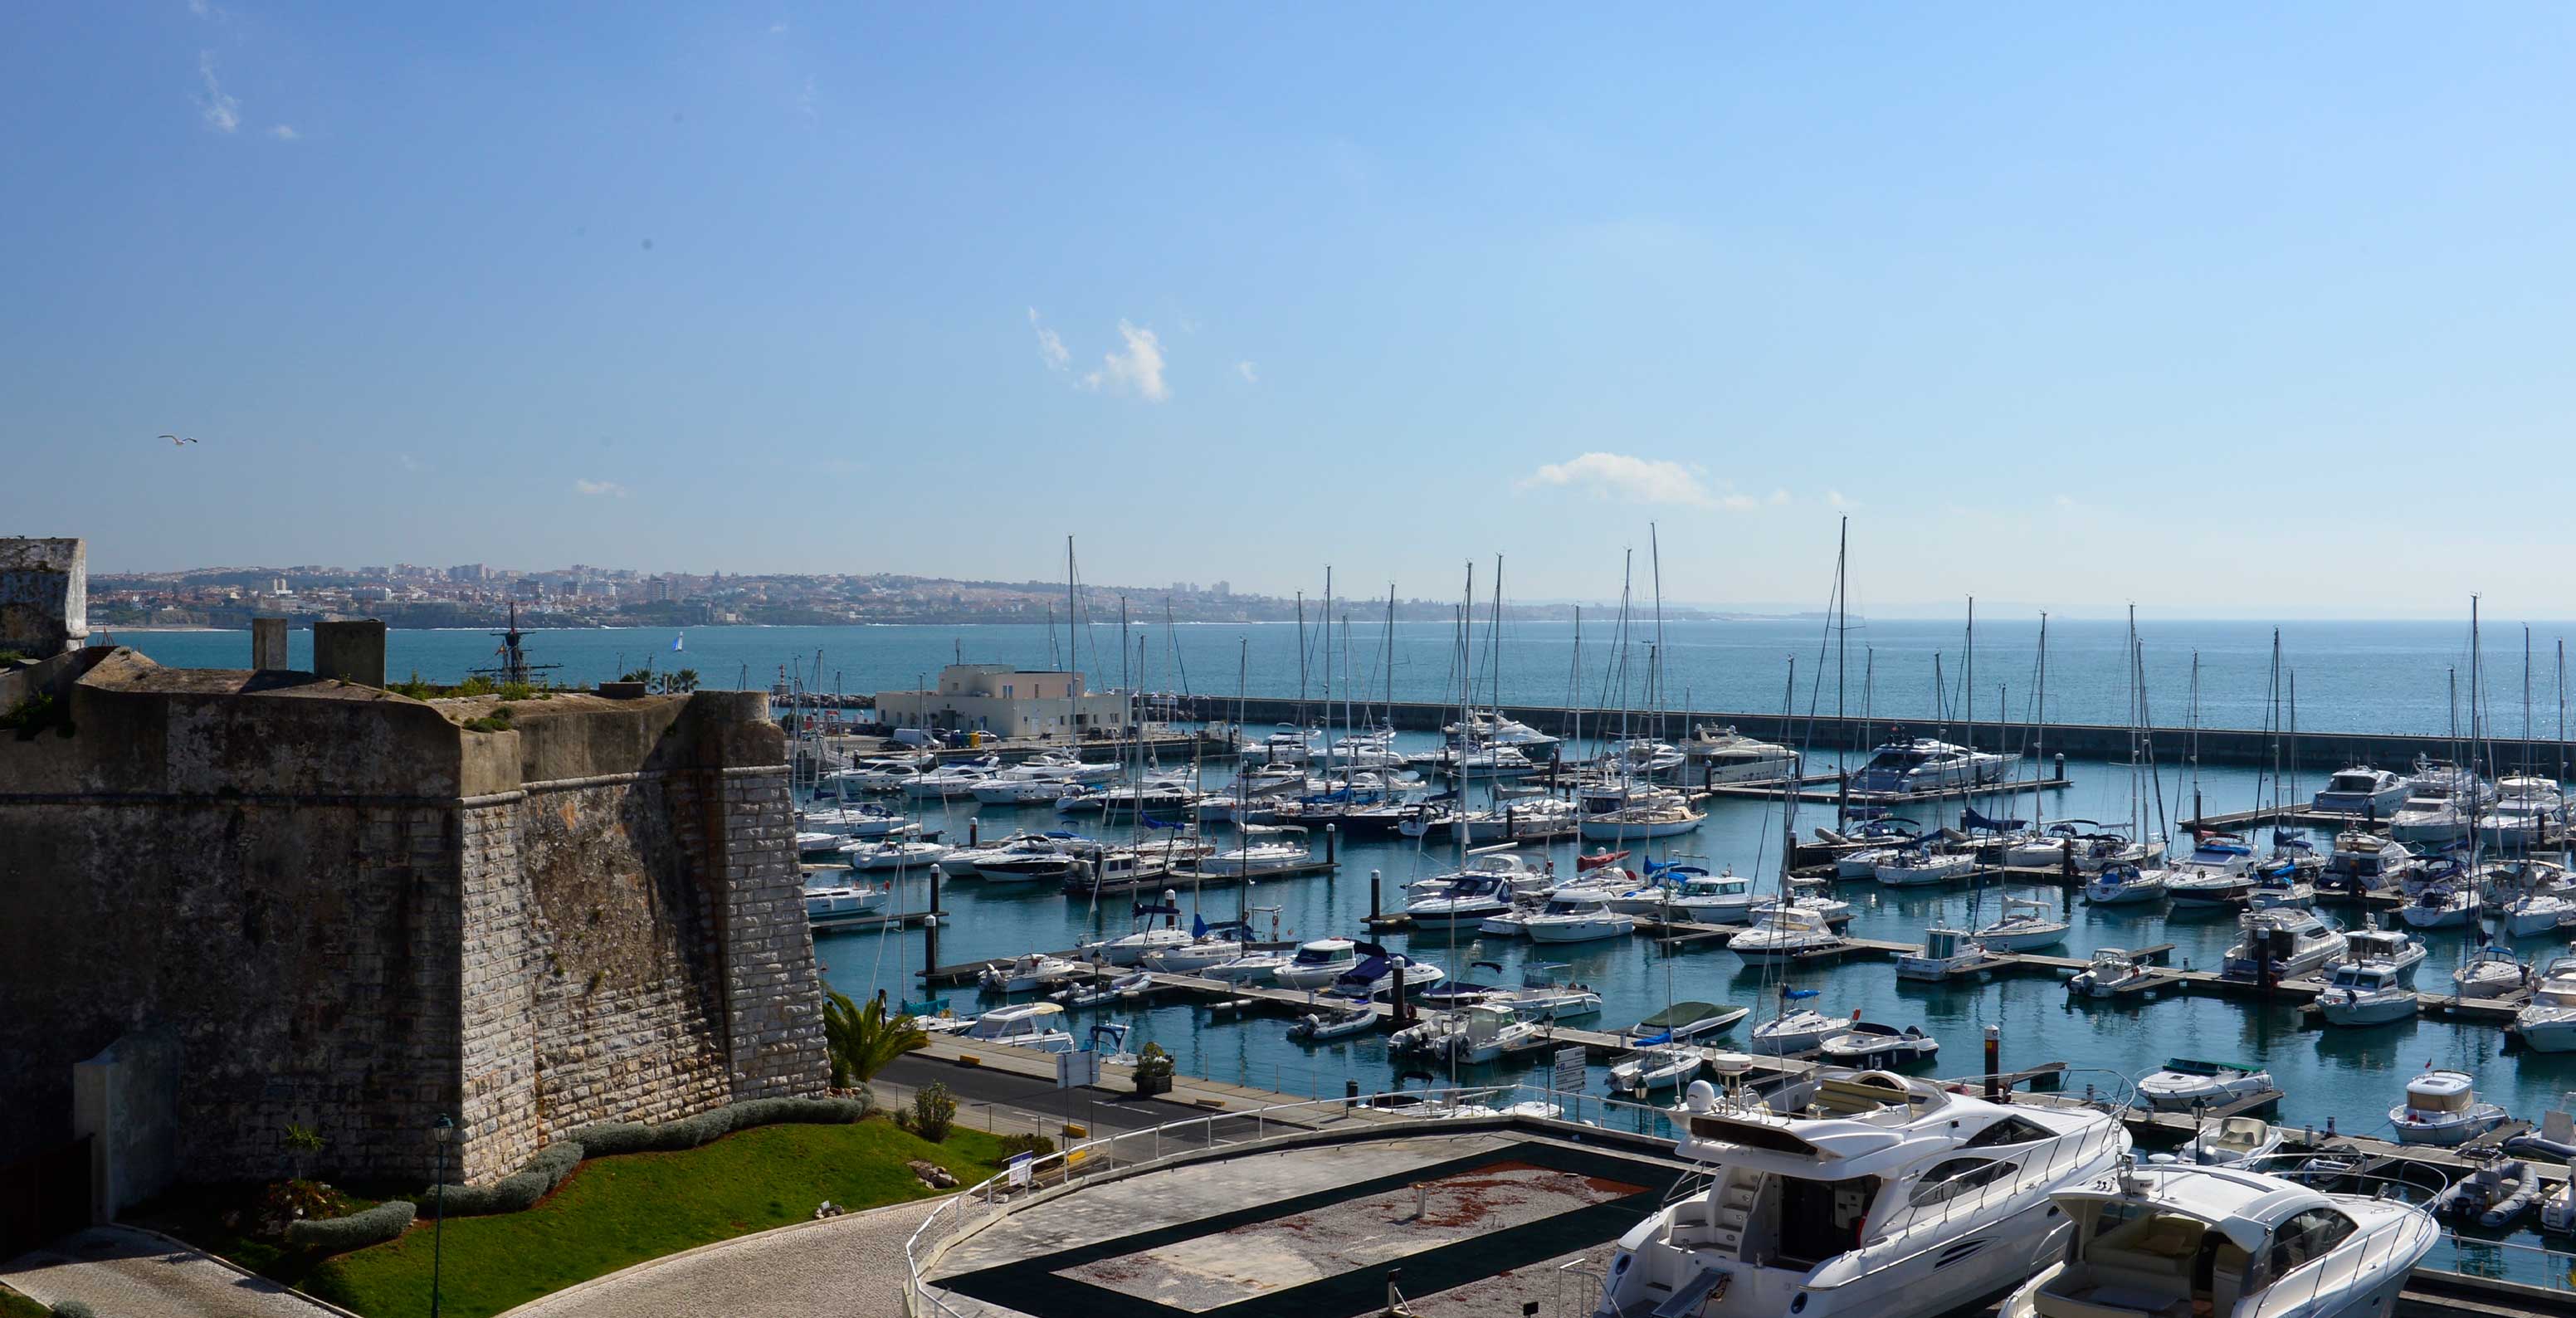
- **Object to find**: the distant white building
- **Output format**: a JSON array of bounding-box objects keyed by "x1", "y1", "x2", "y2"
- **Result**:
[{"x1": 872, "y1": 664, "x2": 1129, "y2": 739}]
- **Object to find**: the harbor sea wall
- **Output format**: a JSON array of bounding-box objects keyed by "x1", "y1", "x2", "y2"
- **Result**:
[
  {"x1": 1190, "y1": 696, "x2": 2544, "y2": 773},
  {"x1": 0, "y1": 647, "x2": 826, "y2": 1187}
]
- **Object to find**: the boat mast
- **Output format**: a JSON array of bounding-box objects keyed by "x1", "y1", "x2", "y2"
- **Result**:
[
  {"x1": 1322, "y1": 567, "x2": 1334, "y2": 780},
  {"x1": 1649, "y1": 524, "x2": 1666, "y2": 744},
  {"x1": 2034, "y1": 613, "x2": 2048, "y2": 832}
]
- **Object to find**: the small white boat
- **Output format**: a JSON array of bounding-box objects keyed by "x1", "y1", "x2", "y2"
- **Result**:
[
  {"x1": 2001, "y1": 1161, "x2": 2438, "y2": 1318},
  {"x1": 2398, "y1": 883, "x2": 2481, "y2": 930},
  {"x1": 1524, "y1": 896, "x2": 1638, "y2": 945},
  {"x1": 2220, "y1": 909, "x2": 2348, "y2": 983},
  {"x1": 1325, "y1": 951, "x2": 1445, "y2": 999},
  {"x1": 1140, "y1": 926, "x2": 1251, "y2": 974},
  {"x1": 1729, "y1": 906, "x2": 1844, "y2": 964},
  {"x1": 845, "y1": 839, "x2": 953, "y2": 872},
  {"x1": 2149, "y1": 1116, "x2": 2283, "y2": 1166},
  {"x1": 1453, "y1": 1002, "x2": 1548, "y2": 1064},
  {"x1": 2084, "y1": 862, "x2": 2167, "y2": 906},
  {"x1": 2067, "y1": 947, "x2": 2159, "y2": 998},
  {"x1": 2434, "y1": 1153, "x2": 2543, "y2": 1228},
  {"x1": 2338, "y1": 920, "x2": 2427, "y2": 980},
  {"x1": 802, "y1": 876, "x2": 890, "y2": 928},
  {"x1": 978, "y1": 953, "x2": 1087, "y2": 994},
  {"x1": 2315, "y1": 962, "x2": 2418, "y2": 1026},
  {"x1": 2514, "y1": 951, "x2": 2576, "y2": 1052},
  {"x1": 1894, "y1": 925, "x2": 1989, "y2": 980},
  {"x1": 2505, "y1": 889, "x2": 2576, "y2": 939},
  {"x1": 2163, "y1": 836, "x2": 2256, "y2": 906},
  {"x1": 1973, "y1": 896, "x2": 2070, "y2": 951},
  {"x1": 2137, "y1": 1058, "x2": 2274, "y2": 1111},
  {"x1": 1287, "y1": 1005, "x2": 1377, "y2": 1042},
  {"x1": 1619, "y1": 999, "x2": 1749, "y2": 1046},
  {"x1": 1273, "y1": 937, "x2": 1362, "y2": 988},
  {"x1": 1576, "y1": 791, "x2": 1706, "y2": 841},
  {"x1": 1604, "y1": 869, "x2": 1759, "y2": 924},
  {"x1": 2454, "y1": 945, "x2": 2533, "y2": 998},
  {"x1": 959, "y1": 1000, "x2": 1075, "y2": 1052},
  {"x1": 1746, "y1": 988, "x2": 1838, "y2": 1056},
  {"x1": 1874, "y1": 843, "x2": 1978, "y2": 886},
  {"x1": 1476, "y1": 907, "x2": 1532, "y2": 938},
  {"x1": 1403, "y1": 873, "x2": 1516, "y2": 926},
  {"x1": 1607, "y1": 1043, "x2": 1704, "y2": 1091},
  {"x1": 2389, "y1": 1067, "x2": 2509, "y2": 1146},
  {"x1": 1817, "y1": 1021, "x2": 1939, "y2": 1067}
]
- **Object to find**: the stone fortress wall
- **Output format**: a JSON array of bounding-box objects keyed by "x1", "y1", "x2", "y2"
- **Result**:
[{"x1": 0, "y1": 573, "x2": 827, "y2": 1189}]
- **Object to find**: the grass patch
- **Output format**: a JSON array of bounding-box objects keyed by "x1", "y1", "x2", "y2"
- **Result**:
[
  {"x1": 0, "y1": 1284, "x2": 50, "y2": 1318},
  {"x1": 154, "y1": 1118, "x2": 1001, "y2": 1318}
]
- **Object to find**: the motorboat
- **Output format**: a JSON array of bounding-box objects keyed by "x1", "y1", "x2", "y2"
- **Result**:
[
  {"x1": 2323, "y1": 830, "x2": 2410, "y2": 893},
  {"x1": 1195, "y1": 828, "x2": 1314, "y2": 876},
  {"x1": 1604, "y1": 737, "x2": 1687, "y2": 779},
  {"x1": 1999, "y1": 1161, "x2": 2437, "y2": 1318},
  {"x1": 1974, "y1": 896, "x2": 2071, "y2": 951},
  {"x1": 2085, "y1": 862, "x2": 2168, "y2": 906},
  {"x1": 2220, "y1": 910, "x2": 2348, "y2": 983},
  {"x1": 2003, "y1": 824, "x2": 2166, "y2": 874},
  {"x1": 798, "y1": 801, "x2": 919, "y2": 838},
  {"x1": 2389, "y1": 786, "x2": 2476, "y2": 845},
  {"x1": 2336, "y1": 921, "x2": 2427, "y2": 980},
  {"x1": 1417, "y1": 852, "x2": 1558, "y2": 898},
  {"x1": 1606, "y1": 868, "x2": 1759, "y2": 924},
  {"x1": 802, "y1": 876, "x2": 890, "y2": 929},
  {"x1": 1325, "y1": 952, "x2": 1446, "y2": 999},
  {"x1": 1596, "y1": 1067, "x2": 2128, "y2": 1318},
  {"x1": 1431, "y1": 743, "x2": 1544, "y2": 779},
  {"x1": 1405, "y1": 1001, "x2": 1548, "y2": 1066},
  {"x1": 1286, "y1": 1004, "x2": 1376, "y2": 1042},
  {"x1": 1524, "y1": 896, "x2": 1638, "y2": 945},
  {"x1": 2514, "y1": 950, "x2": 2576, "y2": 1052},
  {"x1": 1748, "y1": 987, "x2": 1838, "y2": 1056},
  {"x1": 1849, "y1": 732, "x2": 2016, "y2": 794},
  {"x1": 1750, "y1": 876, "x2": 1856, "y2": 926},
  {"x1": 1680, "y1": 725, "x2": 1801, "y2": 784},
  {"x1": 1817, "y1": 1021, "x2": 1940, "y2": 1067},
  {"x1": 1076, "y1": 891, "x2": 1194, "y2": 966},
  {"x1": 1874, "y1": 842, "x2": 1979, "y2": 886},
  {"x1": 1139, "y1": 919, "x2": 1255, "y2": 974},
  {"x1": 1895, "y1": 925, "x2": 1990, "y2": 980},
  {"x1": 797, "y1": 829, "x2": 856, "y2": 860},
  {"x1": 1054, "y1": 840, "x2": 1217, "y2": 896},
  {"x1": 1441, "y1": 708, "x2": 1559, "y2": 756},
  {"x1": 942, "y1": 830, "x2": 1087, "y2": 876},
  {"x1": 2163, "y1": 836, "x2": 2256, "y2": 906},
  {"x1": 1492, "y1": 964, "x2": 1606, "y2": 1021},
  {"x1": 2454, "y1": 945, "x2": 2531, "y2": 998},
  {"x1": 2504, "y1": 887, "x2": 2576, "y2": 939},
  {"x1": 1239, "y1": 726, "x2": 1323, "y2": 765},
  {"x1": 959, "y1": 1001, "x2": 1075, "y2": 1052},
  {"x1": 978, "y1": 953, "x2": 1088, "y2": 994},
  {"x1": 2397, "y1": 883, "x2": 2481, "y2": 930},
  {"x1": 1823, "y1": 818, "x2": 1920, "y2": 876},
  {"x1": 1620, "y1": 1000, "x2": 1749, "y2": 1046},
  {"x1": 2067, "y1": 948, "x2": 2159, "y2": 998},
  {"x1": 1273, "y1": 937, "x2": 1362, "y2": 989},
  {"x1": 2314, "y1": 963, "x2": 2418, "y2": 1027},
  {"x1": 2137, "y1": 1059, "x2": 2274, "y2": 1112},
  {"x1": 2479, "y1": 774, "x2": 2565, "y2": 850},
  {"x1": 1578, "y1": 788, "x2": 1707, "y2": 841},
  {"x1": 1730, "y1": 906, "x2": 1845, "y2": 964},
  {"x1": 2149, "y1": 1116, "x2": 2283, "y2": 1167},
  {"x1": 1403, "y1": 873, "x2": 1517, "y2": 926},
  {"x1": 903, "y1": 759, "x2": 999, "y2": 798},
  {"x1": 2311, "y1": 765, "x2": 2413, "y2": 816},
  {"x1": 2432, "y1": 1152, "x2": 2542, "y2": 1228},
  {"x1": 844, "y1": 838, "x2": 952, "y2": 872},
  {"x1": 2243, "y1": 859, "x2": 2315, "y2": 910},
  {"x1": 1476, "y1": 907, "x2": 1532, "y2": 938},
  {"x1": 1607, "y1": 1043, "x2": 1705, "y2": 1092},
  {"x1": 2388, "y1": 1067, "x2": 2509, "y2": 1146},
  {"x1": 1050, "y1": 971, "x2": 1154, "y2": 1009}
]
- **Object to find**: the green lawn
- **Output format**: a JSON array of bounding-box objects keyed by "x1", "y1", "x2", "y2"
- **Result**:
[
  {"x1": 0, "y1": 1284, "x2": 50, "y2": 1318},
  {"x1": 153, "y1": 1117, "x2": 1003, "y2": 1318}
]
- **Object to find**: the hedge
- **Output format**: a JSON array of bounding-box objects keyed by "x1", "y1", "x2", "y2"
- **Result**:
[
  {"x1": 51, "y1": 1303, "x2": 97, "y2": 1318},
  {"x1": 422, "y1": 1096, "x2": 870, "y2": 1218},
  {"x1": 284, "y1": 1200, "x2": 417, "y2": 1252}
]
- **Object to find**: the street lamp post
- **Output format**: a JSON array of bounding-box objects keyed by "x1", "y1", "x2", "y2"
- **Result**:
[{"x1": 432, "y1": 1115, "x2": 452, "y2": 1318}]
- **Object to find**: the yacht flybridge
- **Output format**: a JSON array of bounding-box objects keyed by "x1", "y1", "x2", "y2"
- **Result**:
[{"x1": 1593, "y1": 1067, "x2": 2130, "y2": 1318}]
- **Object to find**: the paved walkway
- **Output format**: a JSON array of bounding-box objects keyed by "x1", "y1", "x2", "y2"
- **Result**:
[
  {"x1": 2, "y1": 1225, "x2": 344, "y2": 1318},
  {"x1": 495, "y1": 1198, "x2": 942, "y2": 1318}
]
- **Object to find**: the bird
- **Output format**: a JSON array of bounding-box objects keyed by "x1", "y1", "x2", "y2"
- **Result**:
[{"x1": 159, "y1": 434, "x2": 198, "y2": 446}]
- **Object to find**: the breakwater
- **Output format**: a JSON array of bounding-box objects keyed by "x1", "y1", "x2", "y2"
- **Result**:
[{"x1": 1180, "y1": 696, "x2": 2563, "y2": 774}]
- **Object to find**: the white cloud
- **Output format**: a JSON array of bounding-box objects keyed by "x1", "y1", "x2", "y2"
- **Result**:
[
  {"x1": 1027, "y1": 308, "x2": 1068, "y2": 370},
  {"x1": 1720, "y1": 492, "x2": 1759, "y2": 511},
  {"x1": 768, "y1": 20, "x2": 788, "y2": 33},
  {"x1": 397, "y1": 454, "x2": 421, "y2": 473},
  {"x1": 1767, "y1": 489, "x2": 1790, "y2": 505},
  {"x1": 269, "y1": 124, "x2": 299, "y2": 140},
  {"x1": 1235, "y1": 360, "x2": 1258, "y2": 383},
  {"x1": 573, "y1": 479, "x2": 631, "y2": 498},
  {"x1": 197, "y1": 52, "x2": 239, "y2": 133},
  {"x1": 796, "y1": 76, "x2": 817, "y2": 121},
  {"x1": 1520, "y1": 452, "x2": 1720, "y2": 508},
  {"x1": 1080, "y1": 320, "x2": 1168, "y2": 401},
  {"x1": 1827, "y1": 489, "x2": 1856, "y2": 510}
]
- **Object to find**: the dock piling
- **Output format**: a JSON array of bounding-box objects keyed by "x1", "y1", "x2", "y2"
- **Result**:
[
  {"x1": 1985, "y1": 1025, "x2": 2002, "y2": 1102},
  {"x1": 1369, "y1": 868, "x2": 1382, "y2": 920}
]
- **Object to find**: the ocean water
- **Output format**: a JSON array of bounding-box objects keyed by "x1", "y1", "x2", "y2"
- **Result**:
[{"x1": 108, "y1": 616, "x2": 2575, "y2": 738}]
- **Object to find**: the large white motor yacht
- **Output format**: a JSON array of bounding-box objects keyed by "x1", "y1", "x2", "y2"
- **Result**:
[
  {"x1": 1681, "y1": 725, "x2": 1802, "y2": 784},
  {"x1": 1849, "y1": 734, "x2": 2015, "y2": 794},
  {"x1": 2219, "y1": 910, "x2": 2348, "y2": 983},
  {"x1": 2513, "y1": 950, "x2": 2576, "y2": 1052},
  {"x1": 2310, "y1": 764, "x2": 2413, "y2": 817},
  {"x1": 1593, "y1": 1068, "x2": 2129, "y2": 1318},
  {"x1": 2000, "y1": 1162, "x2": 2437, "y2": 1318}
]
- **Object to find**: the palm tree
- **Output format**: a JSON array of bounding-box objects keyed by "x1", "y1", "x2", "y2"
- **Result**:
[{"x1": 823, "y1": 991, "x2": 929, "y2": 1088}]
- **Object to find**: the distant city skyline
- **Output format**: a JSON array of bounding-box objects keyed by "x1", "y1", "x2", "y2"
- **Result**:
[{"x1": 8, "y1": 6, "x2": 2575, "y2": 618}]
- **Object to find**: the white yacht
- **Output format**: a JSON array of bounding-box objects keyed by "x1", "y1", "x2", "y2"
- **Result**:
[
  {"x1": 1403, "y1": 872, "x2": 1517, "y2": 926},
  {"x1": 1593, "y1": 1068, "x2": 2129, "y2": 1318},
  {"x1": 977, "y1": 952, "x2": 1087, "y2": 994},
  {"x1": 2149, "y1": 1116, "x2": 2283, "y2": 1167},
  {"x1": 2454, "y1": 945, "x2": 2532, "y2": 998},
  {"x1": 2337, "y1": 921, "x2": 2427, "y2": 979},
  {"x1": 1139, "y1": 918, "x2": 1253, "y2": 974},
  {"x1": 843, "y1": 838, "x2": 953, "y2": 872},
  {"x1": 1748, "y1": 989, "x2": 1840, "y2": 1057},
  {"x1": 2324, "y1": 830, "x2": 2410, "y2": 893},
  {"x1": 1272, "y1": 937, "x2": 1361, "y2": 989},
  {"x1": 1817, "y1": 1022, "x2": 1940, "y2": 1067},
  {"x1": 903, "y1": 758, "x2": 1000, "y2": 798},
  {"x1": 1196, "y1": 828, "x2": 1314, "y2": 876},
  {"x1": 1874, "y1": 842, "x2": 1978, "y2": 886},
  {"x1": 1730, "y1": 907, "x2": 1845, "y2": 965},
  {"x1": 1681, "y1": 725, "x2": 1802, "y2": 784},
  {"x1": 1608, "y1": 1042, "x2": 1708, "y2": 1092},
  {"x1": 942, "y1": 831, "x2": 1086, "y2": 876},
  {"x1": 1894, "y1": 925, "x2": 1989, "y2": 980},
  {"x1": 2388, "y1": 769, "x2": 2487, "y2": 845},
  {"x1": 1849, "y1": 733, "x2": 2016, "y2": 795},
  {"x1": 798, "y1": 800, "x2": 916, "y2": 837},
  {"x1": 2311, "y1": 765, "x2": 2414, "y2": 817},
  {"x1": 1442, "y1": 708, "x2": 1559, "y2": 755},
  {"x1": 2220, "y1": 910, "x2": 2348, "y2": 982},
  {"x1": 2164, "y1": 836, "x2": 2256, "y2": 906},
  {"x1": 2397, "y1": 883, "x2": 2481, "y2": 930},
  {"x1": 1606, "y1": 737, "x2": 1688, "y2": 779},
  {"x1": 1238, "y1": 726, "x2": 1323, "y2": 765},
  {"x1": 1525, "y1": 896, "x2": 1639, "y2": 945},
  {"x1": 2481, "y1": 774, "x2": 2566, "y2": 850},
  {"x1": 2085, "y1": 862, "x2": 2168, "y2": 906},
  {"x1": 1325, "y1": 951, "x2": 1445, "y2": 999},
  {"x1": 2068, "y1": 948, "x2": 2159, "y2": 998},
  {"x1": 1974, "y1": 896, "x2": 2071, "y2": 951},
  {"x1": 2504, "y1": 887, "x2": 2576, "y2": 939},
  {"x1": 2389, "y1": 1067, "x2": 2508, "y2": 1146},
  {"x1": 2514, "y1": 950, "x2": 2576, "y2": 1052},
  {"x1": 2137, "y1": 1059, "x2": 2274, "y2": 1112},
  {"x1": 957, "y1": 1001, "x2": 1076, "y2": 1053},
  {"x1": 1578, "y1": 788, "x2": 1707, "y2": 841},
  {"x1": 2001, "y1": 1162, "x2": 2437, "y2": 1318},
  {"x1": 1607, "y1": 869, "x2": 1760, "y2": 924},
  {"x1": 2315, "y1": 963, "x2": 2418, "y2": 1027},
  {"x1": 801, "y1": 876, "x2": 890, "y2": 929}
]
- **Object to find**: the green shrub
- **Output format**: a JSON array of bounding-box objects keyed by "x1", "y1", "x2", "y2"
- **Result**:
[
  {"x1": 994, "y1": 1133, "x2": 1055, "y2": 1159},
  {"x1": 909, "y1": 1083, "x2": 956, "y2": 1144},
  {"x1": 51, "y1": 1302, "x2": 96, "y2": 1318},
  {"x1": 282, "y1": 1199, "x2": 415, "y2": 1252},
  {"x1": 498, "y1": 681, "x2": 534, "y2": 701}
]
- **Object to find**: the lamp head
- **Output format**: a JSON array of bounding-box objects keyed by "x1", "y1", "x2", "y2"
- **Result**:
[{"x1": 434, "y1": 1114, "x2": 455, "y2": 1145}]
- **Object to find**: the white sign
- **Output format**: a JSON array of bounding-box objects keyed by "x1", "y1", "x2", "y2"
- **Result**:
[
  {"x1": 1553, "y1": 1045, "x2": 1588, "y2": 1093},
  {"x1": 1057, "y1": 1047, "x2": 1101, "y2": 1089},
  {"x1": 1007, "y1": 1153, "x2": 1033, "y2": 1187}
]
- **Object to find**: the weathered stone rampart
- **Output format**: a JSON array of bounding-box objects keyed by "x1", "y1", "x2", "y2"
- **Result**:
[{"x1": 0, "y1": 648, "x2": 827, "y2": 1188}]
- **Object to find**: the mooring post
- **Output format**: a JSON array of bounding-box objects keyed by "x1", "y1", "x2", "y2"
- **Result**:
[
  {"x1": 1369, "y1": 867, "x2": 1382, "y2": 920},
  {"x1": 968, "y1": 817, "x2": 980, "y2": 847},
  {"x1": 1984, "y1": 1024, "x2": 2002, "y2": 1102},
  {"x1": 1326, "y1": 823, "x2": 1338, "y2": 867}
]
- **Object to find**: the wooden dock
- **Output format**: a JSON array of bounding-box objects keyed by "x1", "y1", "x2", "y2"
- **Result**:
[{"x1": 1704, "y1": 774, "x2": 2075, "y2": 808}]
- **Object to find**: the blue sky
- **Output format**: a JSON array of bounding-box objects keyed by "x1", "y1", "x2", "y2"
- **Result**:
[{"x1": 6, "y1": 4, "x2": 2574, "y2": 617}]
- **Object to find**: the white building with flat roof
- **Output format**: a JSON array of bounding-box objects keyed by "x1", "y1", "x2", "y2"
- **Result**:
[{"x1": 872, "y1": 664, "x2": 1130, "y2": 739}]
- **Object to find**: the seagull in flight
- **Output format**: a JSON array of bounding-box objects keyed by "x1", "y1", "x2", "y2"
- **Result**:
[{"x1": 159, "y1": 434, "x2": 199, "y2": 447}]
